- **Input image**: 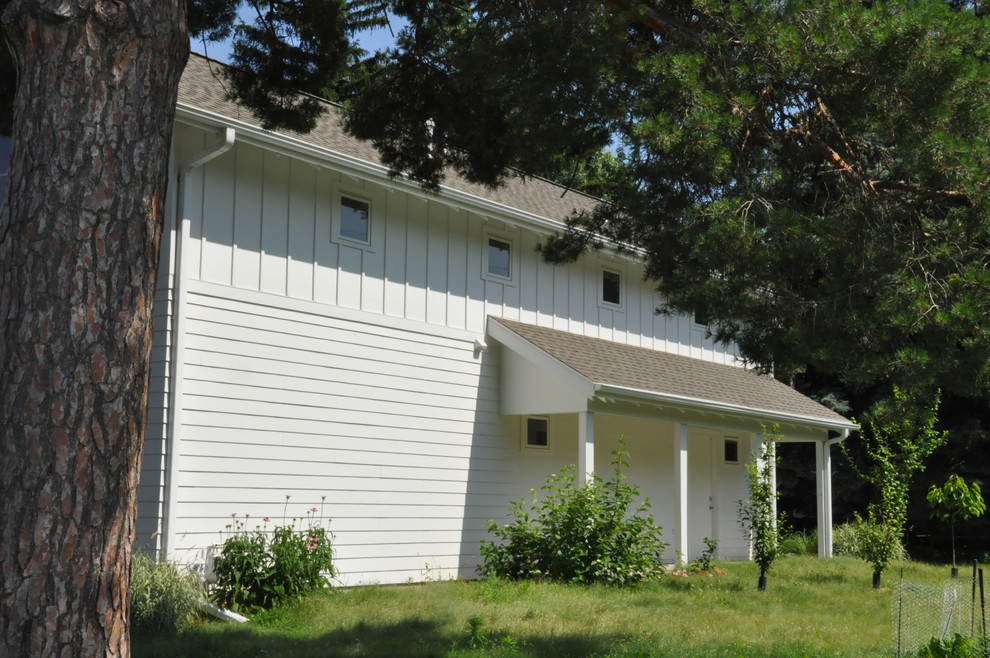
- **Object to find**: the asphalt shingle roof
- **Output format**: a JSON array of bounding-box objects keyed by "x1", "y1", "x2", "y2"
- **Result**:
[
  {"x1": 490, "y1": 317, "x2": 852, "y2": 427},
  {"x1": 178, "y1": 52, "x2": 600, "y2": 225}
]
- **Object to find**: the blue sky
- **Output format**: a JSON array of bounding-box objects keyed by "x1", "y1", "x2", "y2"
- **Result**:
[{"x1": 191, "y1": 12, "x2": 405, "y2": 63}]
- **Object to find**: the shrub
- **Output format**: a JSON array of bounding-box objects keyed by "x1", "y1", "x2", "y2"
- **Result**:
[
  {"x1": 130, "y1": 553, "x2": 202, "y2": 634},
  {"x1": 211, "y1": 501, "x2": 336, "y2": 612},
  {"x1": 479, "y1": 441, "x2": 667, "y2": 585},
  {"x1": 832, "y1": 522, "x2": 907, "y2": 561}
]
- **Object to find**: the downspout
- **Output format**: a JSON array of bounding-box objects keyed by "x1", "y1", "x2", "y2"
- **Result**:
[{"x1": 162, "y1": 127, "x2": 235, "y2": 560}]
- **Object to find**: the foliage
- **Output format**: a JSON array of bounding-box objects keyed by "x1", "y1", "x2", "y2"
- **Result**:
[
  {"x1": 738, "y1": 428, "x2": 783, "y2": 589},
  {"x1": 479, "y1": 441, "x2": 667, "y2": 585},
  {"x1": 927, "y1": 474, "x2": 987, "y2": 568},
  {"x1": 832, "y1": 523, "x2": 908, "y2": 562},
  {"x1": 844, "y1": 387, "x2": 947, "y2": 585},
  {"x1": 911, "y1": 633, "x2": 985, "y2": 658},
  {"x1": 928, "y1": 474, "x2": 987, "y2": 526},
  {"x1": 779, "y1": 530, "x2": 818, "y2": 556},
  {"x1": 328, "y1": 2, "x2": 990, "y2": 399},
  {"x1": 211, "y1": 502, "x2": 336, "y2": 612},
  {"x1": 130, "y1": 553, "x2": 203, "y2": 635}
]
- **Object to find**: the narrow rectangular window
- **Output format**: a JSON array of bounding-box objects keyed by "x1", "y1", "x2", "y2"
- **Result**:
[
  {"x1": 488, "y1": 238, "x2": 511, "y2": 279},
  {"x1": 724, "y1": 439, "x2": 739, "y2": 463},
  {"x1": 340, "y1": 195, "x2": 370, "y2": 243},
  {"x1": 526, "y1": 417, "x2": 549, "y2": 448},
  {"x1": 602, "y1": 269, "x2": 621, "y2": 306}
]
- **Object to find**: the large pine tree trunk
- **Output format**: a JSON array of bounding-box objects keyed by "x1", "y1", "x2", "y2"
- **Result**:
[{"x1": 0, "y1": 2, "x2": 187, "y2": 655}]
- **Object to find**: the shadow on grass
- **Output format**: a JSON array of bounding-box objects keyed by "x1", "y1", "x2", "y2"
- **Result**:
[{"x1": 134, "y1": 619, "x2": 636, "y2": 658}]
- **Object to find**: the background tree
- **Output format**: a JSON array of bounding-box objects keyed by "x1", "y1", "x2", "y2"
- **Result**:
[{"x1": 927, "y1": 474, "x2": 986, "y2": 576}]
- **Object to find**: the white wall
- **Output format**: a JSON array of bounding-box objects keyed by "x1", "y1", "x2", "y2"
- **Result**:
[{"x1": 139, "y1": 121, "x2": 751, "y2": 581}]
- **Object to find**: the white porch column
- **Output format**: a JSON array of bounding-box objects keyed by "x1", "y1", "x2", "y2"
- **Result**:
[
  {"x1": 674, "y1": 423, "x2": 689, "y2": 563},
  {"x1": 816, "y1": 439, "x2": 834, "y2": 557},
  {"x1": 577, "y1": 411, "x2": 595, "y2": 484}
]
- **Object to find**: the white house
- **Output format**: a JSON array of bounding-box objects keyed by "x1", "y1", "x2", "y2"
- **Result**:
[{"x1": 137, "y1": 53, "x2": 857, "y2": 586}]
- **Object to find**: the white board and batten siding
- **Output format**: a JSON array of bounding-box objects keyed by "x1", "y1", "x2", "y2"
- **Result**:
[{"x1": 145, "y1": 121, "x2": 747, "y2": 584}]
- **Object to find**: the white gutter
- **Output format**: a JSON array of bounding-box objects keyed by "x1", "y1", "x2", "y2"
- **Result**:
[{"x1": 162, "y1": 127, "x2": 235, "y2": 559}]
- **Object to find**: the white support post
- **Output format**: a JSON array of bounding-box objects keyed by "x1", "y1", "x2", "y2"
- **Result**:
[
  {"x1": 577, "y1": 411, "x2": 595, "y2": 484},
  {"x1": 674, "y1": 423, "x2": 689, "y2": 563},
  {"x1": 816, "y1": 439, "x2": 834, "y2": 557}
]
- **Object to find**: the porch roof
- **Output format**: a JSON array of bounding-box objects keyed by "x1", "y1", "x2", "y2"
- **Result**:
[{"x1": 488, "y1": 316, "x2": 856, "y2": 433}]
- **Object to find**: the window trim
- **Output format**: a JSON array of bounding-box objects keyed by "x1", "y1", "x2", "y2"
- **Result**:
[
  {"x1": 332, "y1": 190, "x2": 374, "y2": 249},
  {"x1": 482, "y1": 231, "x2": 518, "y2": 285},
  {"x1": 523, "y1": 416, "x2": 550, "y2": 451},
  {"x1": 598, "y1": 266, "x2": 624, "y2": 310},
  {"x1": 723, "y1": 437, "x2": 740, "y2": 464}
]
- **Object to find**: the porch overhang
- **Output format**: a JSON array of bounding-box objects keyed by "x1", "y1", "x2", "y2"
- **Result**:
[
  {"x1": 487, "y1": 316, "x2": 857, "y2": 438},
  {"x1": 488, "y1": 315, "x2": 856, "y2": 560}
]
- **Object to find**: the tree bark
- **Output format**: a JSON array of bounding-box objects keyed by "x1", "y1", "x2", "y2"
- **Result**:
[{"x1": 0, "y1": 2, "x2": 187, "y2": 656}]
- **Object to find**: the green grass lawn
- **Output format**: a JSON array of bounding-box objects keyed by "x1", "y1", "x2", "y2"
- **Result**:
[{"x1": 134, "y1": 556, "x2": 965, "y2": 657}]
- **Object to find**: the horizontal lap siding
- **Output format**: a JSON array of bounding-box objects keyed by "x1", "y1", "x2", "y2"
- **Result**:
[{"x1": 172, "y1": 289, "x2": 512, "y2": 584}]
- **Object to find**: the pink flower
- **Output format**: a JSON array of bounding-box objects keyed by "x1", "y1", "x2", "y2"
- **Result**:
[
  {"x1": 230, "y1": 513, "x2": 237, "y2": 518},
  {"x1": 310, "y1": 507, "x2": 318, "y2": 513},
  {"x1": 307, "y1": 542, "x2": 318, "y2": 550},
  {"x1": 263, "y1": 517, "x2": 270, "y2": 523}
]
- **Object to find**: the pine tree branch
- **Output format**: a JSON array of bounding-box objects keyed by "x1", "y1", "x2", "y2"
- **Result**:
[{"x1": 604, "y1": 0, "x2": 703, "y2": 45}]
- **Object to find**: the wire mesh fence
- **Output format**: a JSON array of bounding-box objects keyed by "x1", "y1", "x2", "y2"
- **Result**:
[{"x1": 892, "y1": 566, "x2": 988, "y2": 657}]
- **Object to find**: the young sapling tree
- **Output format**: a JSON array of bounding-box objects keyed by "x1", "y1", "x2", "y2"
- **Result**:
[
  {"x1": 738, "y1": 428, "x2": 783, "y2": 591},
  {"x1": 927, "y1": 474, "x2": 986, "y2": 577}
]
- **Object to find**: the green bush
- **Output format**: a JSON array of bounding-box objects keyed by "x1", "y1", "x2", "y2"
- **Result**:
[
  {"x1": 832, "y1": 522, "x2": 907, "y2": 561},
  {"x1": 479, "y1": 441, "x2": 667, "y2": 585},
  {"x1": 211, "y1": 503, "x2": 336, "y2": 612},
  {"x1": 130, "y1": 553, "x2": 202, "y2": 634}
]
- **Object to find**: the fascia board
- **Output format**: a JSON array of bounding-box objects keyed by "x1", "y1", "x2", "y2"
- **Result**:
[
  {"x1": 486, "y1": 319, "x2": 596, "y2": 399},
  {"x1": 594, "y1": 383, "x2": 859, "y2": 433}
]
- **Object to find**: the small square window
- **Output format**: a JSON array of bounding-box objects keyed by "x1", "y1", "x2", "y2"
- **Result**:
[
  {"x1": 694, "y1": 307, "x2": 710, "y2": 327},
  {"x1": 488, "y1": 238, "x2": 511, "y2": 279},
  {"x1": 340, "y1": 195, "x2": 370, "y2": 243},
  {"x1": 526, "y1": 417, "x2": 549, "y2": 449},
  {"x1": 724, "y1": 439, "x2": 739, "y2": 463},
  {"x1": 602, "y1": 270, "x2": 621, "y2": 306}
]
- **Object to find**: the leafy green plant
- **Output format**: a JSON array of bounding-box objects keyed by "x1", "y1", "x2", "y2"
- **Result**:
[
  {"x1": 852, "y1": 509, "x2": 902, "y2": 589},
  {"x1": 690, "y1": 537, "x2": 719, "y2": 573},
  {"x1": 927, "y1": 474, "x2": 987, "y2": 571},
  {"x1": 738, "y1": 427, "x2": 783, "y2": 591},
  {"x1": 211, "y1": 498, "x2": 336, "y2": 612},
  {"x1": 911, "y1": 633, "x2": 983, "y2": 658},
  {"x1": 480, "y1": 440, "x2": 667, "y2": 585},
  {"x1": 130, "y1": 553, "x2": 203, "y2": 634}
]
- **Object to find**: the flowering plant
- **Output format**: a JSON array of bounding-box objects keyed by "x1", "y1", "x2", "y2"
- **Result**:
[{"x1": 210, "y1": 496, "x2": 335, "y2": 612}]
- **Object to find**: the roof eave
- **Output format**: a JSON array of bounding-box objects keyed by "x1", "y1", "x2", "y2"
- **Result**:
[
  {"x1": 176, "y1": 103, "x2": 576, "y2": 237},
  {"x1": 594, "y1": 383, "x2": 859, "y2": 433}
]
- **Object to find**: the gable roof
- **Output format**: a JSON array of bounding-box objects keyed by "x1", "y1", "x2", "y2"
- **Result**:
[
  {"x1": 488, "y1": 316, "x2": 855, "y2": 431},
  {"x1": 177, "y1": 52, "x2": 600, "y2": 228}
]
